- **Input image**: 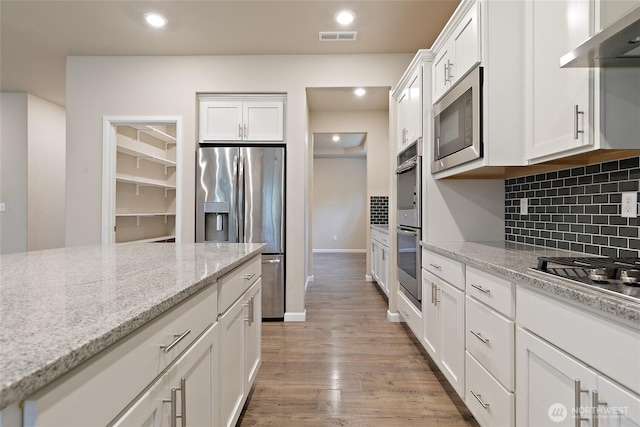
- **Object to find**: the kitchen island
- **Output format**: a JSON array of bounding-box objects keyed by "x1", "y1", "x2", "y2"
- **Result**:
[{"x1": 0, "y1": 242, "x2": 265, "y2": 426}]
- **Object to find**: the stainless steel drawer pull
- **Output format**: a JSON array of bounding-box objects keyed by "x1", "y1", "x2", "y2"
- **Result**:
[
  {"x1": 470, "y1": 330, "x2": 490, "y2": 344},
  {"x1": 161, "y1": 329, "x2": 191, "y2": 353},
  {"x1": 591, "y1": 390, "x2": 607, "y2": 427},
  {"x1": 243, "y1": 273, "x2": 256, "y2": 281},
  {"x1": 574, "y1": 104, "x2": 584, "y2": 140},
  {"x1": 574, "y1": 379, "x2": 589, "y2": 427},
  {"x1": 164, "y1": 378, "x2": 187, "y2": 427},
  {"x1": 470, "y1": 390, "x2": 489, "y2": 409},
  {"x1": 429, "y1": 263, "x2": 442, "y2": 270},
  {"x1": 470, "y1": 284, "x2": 491, "y2": 294}
]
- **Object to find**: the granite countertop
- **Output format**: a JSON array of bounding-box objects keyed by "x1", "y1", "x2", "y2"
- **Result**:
[
  {"x1": 371, "y1": 224, "x2": 389, "y2": 233},
  {"x1": 0, "y1": 242, "x2": 265, "y2": 410},
  {"x1": 421, "y1": 241, "x2": 640, "y2": 324}
]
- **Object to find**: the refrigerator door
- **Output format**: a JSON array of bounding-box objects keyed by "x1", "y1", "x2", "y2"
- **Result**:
[
  {"x1": 240, "y1": 147, "x2": 285, "y2": 253},
  {"x1": 261, "y1": 254, "x2": 285, "y2": 319},
  {"x1": 196, "y1": 147, "x2": 239, "y2": 243}
]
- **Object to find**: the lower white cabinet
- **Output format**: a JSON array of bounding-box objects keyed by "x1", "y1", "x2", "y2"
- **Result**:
[
  {"x1": 219, "y1": 278, "x2": 262, "y2": 427},
  {"x1": 465, "y1": 352, "x2": 514, "y2": 427},
  {"x1": 112, "y1": 323, "x2": 219, "y2": 427},
  {"x1": 422, "y1": 269, "x2": 465, "y2": 398},
  {"x1": 370, "y1": 227, "x2": 390, "y2": 296}
]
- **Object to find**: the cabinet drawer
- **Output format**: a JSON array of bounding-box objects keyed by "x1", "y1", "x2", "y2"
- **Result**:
[
  {"x1": 422, "y1": 249, "x2": 464, "y2": 290},
  {"x1": 218, "y1": 255, "x2": 261, "y2": 315},
  {"x1": 465, "y1": 352, "x2": 515, "y2": 427},
  {"x1": 466, "y1": 296, "x2": 514, "y2": 391},
  {"x1": 466, "y1": 266, "x2": 515, "y2": 318},
  {"x1": 371, "y1": 228, "x2": 389, "y2": 247},
  {"x1": 517, "y1": 286, "x2": 640, "y2": 394},
  {"x1": 397, "y1": 288, "x2": 423, "y2": 340},
  {"x1": 23, "y1": 284, "x2": 218, "y2": 427}
]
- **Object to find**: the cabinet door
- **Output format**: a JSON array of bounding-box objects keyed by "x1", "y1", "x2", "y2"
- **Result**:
[
  {"x1": 397, "y1": 88, "x2": 409, "y2": 152},
  {"x1": 406, "y1": 69, "x2": 422, "y2": 144},
  {"x1": 167, "y1": 323, "x2": 218, "y2": 427},
  {"x1": 596, "y1": 376, "x2": 640, "y2": 427},
  {"x1": 453, "y1": 2, "x2": 480, "y2": 82},
  {"x1": 110, "y1": 374, "x2": 171, "y2": 427},
  {"x1": 437, "y1": 279, "x2": 465, "y2": 398},
  {"x1": 516, "y1": 327, "x2": 598, "y2": 426},
  {"x1": 422, "y1": 270, "x2": 440, "y2": 361},
  {"x1": 244, "y1": 279, "x2": 262, "y2": 391},
  {"x1": 525, "y1": 0, "x2": 592, "y2": 161},
  {"x1": 243, "y1": 101, "x2": 284, "y2": 141},
  {"x1": 199, "y1": 101, "x2": 244, "y2": 141},
  {"x1": 219, "y1": 297, "x2": 246, "y2": 427},
  {"x1": 371, "y1": 241, "x2": 379, "y2": 281},
  {"x1": 380, "y1": 246, "x2": 389, "y2": 294},
  {"x1": 433, "y1": 44, "x2": 453, "y2": 103}
]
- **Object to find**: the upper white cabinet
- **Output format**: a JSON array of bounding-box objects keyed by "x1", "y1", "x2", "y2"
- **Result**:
[
  {"x1": 393, "y1": 50, "x2": 428, "y2": 154},
  {"x1": 432, "y1": 2, "x2": 480, "y2": 103},
  {"x1": 429, "y1": 0, "x2": 526, "y2": 177},
  {"x1": 199, "y1": 95, "x2": 285, "y2": 142},
  {"x1": 525, "y1": 0, "x2": 640, "y2": 163}
]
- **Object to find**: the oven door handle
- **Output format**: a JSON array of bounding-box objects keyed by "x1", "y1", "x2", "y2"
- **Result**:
[
  {"x1": 396, "y1": 228, "x2": 418, "y2": 237},
  {"x1": 395, "y1": 158, "x2": 418, "y2": 174}
]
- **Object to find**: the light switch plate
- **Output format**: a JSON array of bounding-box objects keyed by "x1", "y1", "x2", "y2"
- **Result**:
[
  {"x1": 520, "y1": 198, "x2": 528, "y2": 215},
  {"x1": 621, "y1": 192, "x2": 637, "y2": 218},
  {"x1": 0, "y1": 202, "x2": 5, "y2": 212}
]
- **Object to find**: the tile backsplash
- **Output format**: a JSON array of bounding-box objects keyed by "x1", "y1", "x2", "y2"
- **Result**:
[
  {"x1": 505, "y1": 156, "x2": 639, "y2": 257},
  {"x1": 370, "y1": 196, "x2": 389, "y2": 225}
]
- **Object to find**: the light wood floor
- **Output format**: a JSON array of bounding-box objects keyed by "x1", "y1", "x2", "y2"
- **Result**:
[{"x1": 237, "y1": 253, "x2": 479, "y2": 426}]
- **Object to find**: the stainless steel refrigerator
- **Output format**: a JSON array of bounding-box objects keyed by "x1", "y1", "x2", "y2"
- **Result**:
[{"x1": 196, "y1": 146, "x2": 285, "y2": 319}]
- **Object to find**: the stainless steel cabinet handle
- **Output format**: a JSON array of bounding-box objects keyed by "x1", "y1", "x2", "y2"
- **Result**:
[
  {"x1": 591, "y1": 390, "x2": 607, "y2": 427},
  {"x1": 166, "y1": 378, "x2": 186, "y2": 427},
  {"x1": 243, "y1": 273, "x2": 256, "y2": 281},
  {"x1": 470, "y1": 284, "x2": 491, "y2": 294},
  {"x1": 470, "y1": 330, "x2": 490, "y2": 344},
  {"x1": 243, "y1": 124, "x2": 247, "y2": 139},
  {"x1": 434, "y1": 286, "x2": 440, "y2": 305},
  {"x1": 238, "y1": 124, "x2": 243, "y2": 139},
  {"x1": 447, "y1": 60, "x2": 454, "y2": 81},
  {"x1": 574, "y1": 379, "x2": 589, "y2": 426},
  {"x1": 574, "y1": 105, "x2": 584, "y2": 140},
  {"x1": 161, "y1": 329, "x2": 191, "y2": 353},
  {"x1": 470, "y1": 390, "x2": 489, "y2": 409},
  {"x1": 429, "y1": 263, "x2": 442, "y2": 270},
  {"x1": 263, "y1": 259, "x2": 281, "y2": 264},
  {"x1": 431, "y1": 283, "x2": 436, "y2": 304},
  {"x1": 444, "y1": 63, "x2": 449, "y2": 84}
]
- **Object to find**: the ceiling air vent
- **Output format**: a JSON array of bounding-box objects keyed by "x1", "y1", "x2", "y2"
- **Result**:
[{"x1": 319, "y1": 31, "x2": 358, "y2": 41}]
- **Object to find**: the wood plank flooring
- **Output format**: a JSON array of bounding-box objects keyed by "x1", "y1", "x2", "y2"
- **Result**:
[{"x1": 237, "y1": 253, "x2": 479, "y2": 426}]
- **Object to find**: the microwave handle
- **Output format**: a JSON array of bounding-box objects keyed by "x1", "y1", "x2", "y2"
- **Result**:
[
  {"x1": 395, "y1": 158, "x2": 417, "y2": 174},
  {"x1": 397, "y1": 228, "x2": 418, "y2": 237}
]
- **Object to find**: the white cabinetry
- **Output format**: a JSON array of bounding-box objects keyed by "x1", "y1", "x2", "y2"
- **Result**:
[
  {"x1": 422, "y1": 249, "x2": 465, "y2": 399},
  {"x1": 392, "y1": 51, "x2": 428, "y2": 154},
  {"x1": 525, "y1": 0, "x2": 640, "y2": 163},
  {"x1": 114, "y1": 125, "x2": 176, "y2": 243},
  {"x1": 199, "y1": 96, "x2": 284, "y2": 142},
  {"x1": 218, "y1": 257, "x2": 262, "y2": 427},
  {"x1": 516, "y1": 286, "x2": 640, "y2": 426},
  {"x1": 432, "y1": 1, "x2": 480, "y2": 103},
  {"x1": 370, "y1": 227, "x2": 390, "y2": 296}
]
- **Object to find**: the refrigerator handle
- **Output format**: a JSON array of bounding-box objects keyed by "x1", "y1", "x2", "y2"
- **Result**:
[
  {"x1": 238, "y1": 155, "x2": 245, "y2": 243},
  {"x1": 230, "y1": 155, "x2": 238, "y2": 243}
]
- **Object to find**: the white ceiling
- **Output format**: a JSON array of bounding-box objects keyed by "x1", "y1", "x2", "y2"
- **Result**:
[{"x1": 0, "y1": 0, "x2": 460, "y2": 107}]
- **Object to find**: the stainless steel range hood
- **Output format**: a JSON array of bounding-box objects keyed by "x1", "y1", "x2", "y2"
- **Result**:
[{"x1": 560, "y1": 5, "x2": 640, "y2": 67}]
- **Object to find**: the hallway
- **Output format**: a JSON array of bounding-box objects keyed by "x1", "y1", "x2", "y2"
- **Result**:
[{"x1": 238, "y1": 253, "x2": 478, "y2": 426}]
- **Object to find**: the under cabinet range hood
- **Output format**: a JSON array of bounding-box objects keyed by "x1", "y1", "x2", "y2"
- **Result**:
[{"x1": 560, "y1": 5, "x2": 640, "y2": 67}]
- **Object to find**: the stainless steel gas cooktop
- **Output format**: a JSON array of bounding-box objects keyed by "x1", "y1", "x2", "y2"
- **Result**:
[{"x1": 532, "y1": 257, "x2": 640, "y2": 302}]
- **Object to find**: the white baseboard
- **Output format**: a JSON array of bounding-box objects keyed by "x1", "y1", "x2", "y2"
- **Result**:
[
  {"x1": 365, "y1": 274, "x2": 373, "y2": 282},
  {"x1": 312, "y1": 249, "x2": 366, "y2": 253},
  {"x1": 387, "y1": 310, "x2": 402, "y2": 322},
  {"x1": 284, "y1": 311, "x2": 306, "y2": 322}
]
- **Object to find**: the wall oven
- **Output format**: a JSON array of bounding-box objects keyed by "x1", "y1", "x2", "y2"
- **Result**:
[
  {"x1": 396, "y1": 140, "x2": 422, "y2": 309},
  {"x1": 432, "y1": 65, "x2": 483, "y2": 173}
]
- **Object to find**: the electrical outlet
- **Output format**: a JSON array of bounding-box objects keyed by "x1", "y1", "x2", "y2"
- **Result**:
[
  {"x1": 333, "y1": 235, "x2": 337, "y2": 241},
  {"x1": 621, "y1": 192, "x2": 638, "y2": 218},
  {"x1": 520, "y1": 198, "x2": 528, "y2": 215},
  {"x1": 0, "y1": 202, "x2": 5, "y2": 212}
]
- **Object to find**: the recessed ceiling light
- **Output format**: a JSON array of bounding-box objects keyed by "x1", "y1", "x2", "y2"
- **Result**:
[
  {"x1": 335, "y1": 10, "x2": 355, "y2": 25},
  {"x1": 144, "y1": 12, "x2": 167, "y2": 28},
  {"x1": 354, "y1": 88, "x2": 366, "y2": 97},
  {"x1": 332, "y1": 135, "x2": 341, "y2": 142}
]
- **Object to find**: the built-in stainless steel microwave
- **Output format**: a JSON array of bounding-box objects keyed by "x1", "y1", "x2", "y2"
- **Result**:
[{"x1": 432, "y1": 66, "x2": 483, "y2": 173}]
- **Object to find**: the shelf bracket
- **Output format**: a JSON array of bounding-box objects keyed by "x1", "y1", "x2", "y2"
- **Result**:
[
  {"x1": 136, "y1": 157, "x2": 141, "y2": 169},
  {"x1": 164, "y1": 188, "x2": 168, "y2": 198},
  {"x1": 164, "y1": 215, "x2": 168, "y2": 224},
  {"x1": 136, "y1": 130, "x2": 141, "y2": 142},
  {"x1": 164, "y1": 165, "x2": 169, "y2": 176},
  {"x1": 136, "y1": 216, "x2": 140, "y2": 227},
  {"x1": 136, "y1": 184, "x2": 140, "y2": 196},
  {"x1": 165, "y1": 142, "x2": 170, "y2": 151}
]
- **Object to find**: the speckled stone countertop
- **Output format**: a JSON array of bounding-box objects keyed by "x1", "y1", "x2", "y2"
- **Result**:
[
  {"x1": 421, "y1": 241, "x2": 640, "y2": 324},
  {"x1": 371, "y1": 224, "x2": 389, "y2": 233},
  {"x1": 0, "y1": 242, "x2": 265, "y2": 410}
]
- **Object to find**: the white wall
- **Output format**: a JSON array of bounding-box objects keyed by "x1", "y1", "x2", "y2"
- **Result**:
[
  {"x1": 313, "y1": 157, "x2": 366, "y2": 251},
  {"x1": 65, "y1": 53, "x2": 412, "y2": 318},
  {"x1": 0, "y1": 93, "x2": 28, "y2": 254},
  {"x1": 27, "y1": 94, "x2": 66, "y2": 251},
  {"x1": 0, "y1": 93, "x2": 65, "y2": 254}
]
